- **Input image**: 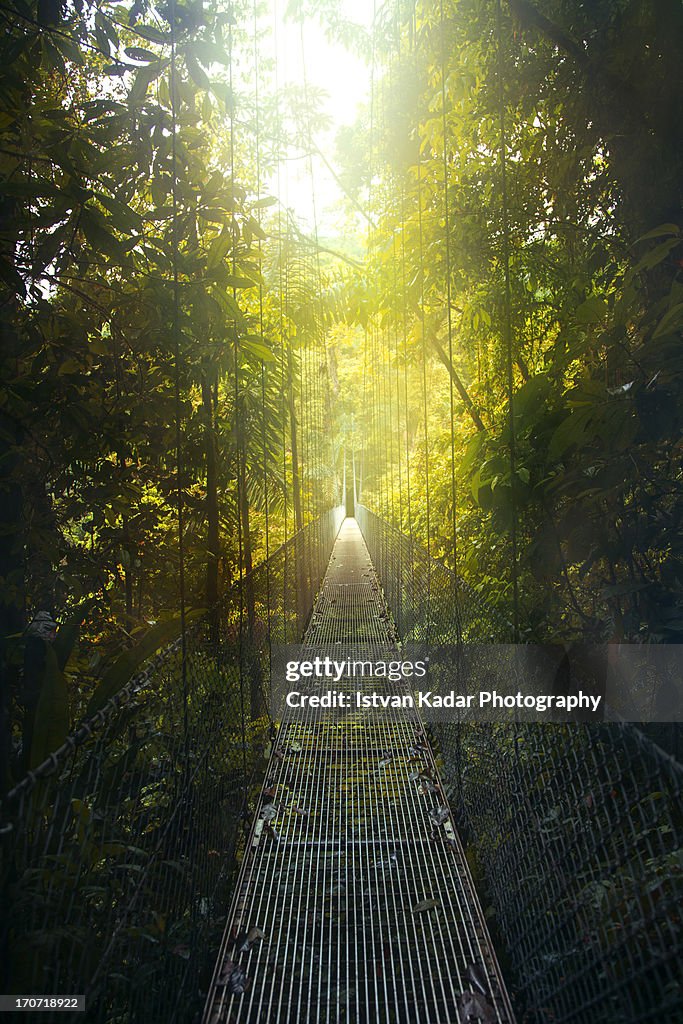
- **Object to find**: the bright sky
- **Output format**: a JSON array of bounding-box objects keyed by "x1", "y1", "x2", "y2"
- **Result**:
[{"x1": 267, "y1": 0, "x2": 374, "y2": 235}]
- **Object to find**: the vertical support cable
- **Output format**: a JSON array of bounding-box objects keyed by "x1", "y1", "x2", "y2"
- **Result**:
[
  {"x1": 495, "y1": 0, "x2": 520, "y2": 638},
  {"x1": 299, "y1": 16, "x2": 326, "y2": 536},
  {"x1": 400, "y1": 201, "x2": 412, "y2": 546},
  {"x1": 415, "y1": 69, "x2": 430, "y2": 561},
  {"x1": 414, "y1": 0, "x2": 432, "y2": 646},
  {"x1": 168, "y1": 0, "x2": 188, "y2": 754},
  {"x1": 396, "y1": 7, "x2": 415, "y2": 636},
  {"x1": 368, "y1": 0, "x2": 381, "y2": 531},
  {"x1": 273, "y1": 0, "x2": 290, "y2": 639},
  {"x1": 360, "y1": 328, "x2": 368, "y2": 505},
  {"x1": 352, "y1": 418, "x2": 357, "y2": 511},
  {"x1": 227, "y1": 2, "x2": 248, "y2": 792},
  {"x1": 438, "y1": 0, "x2": 459, "y2": 582},
  {"x1": 253, "y1": 0, "x2": 273, "y2": 715}
]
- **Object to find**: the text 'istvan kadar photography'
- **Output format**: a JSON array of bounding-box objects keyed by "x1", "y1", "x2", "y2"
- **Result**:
[{"x1": 1, "y1": 1, "x2": 681, "y2": 1023}]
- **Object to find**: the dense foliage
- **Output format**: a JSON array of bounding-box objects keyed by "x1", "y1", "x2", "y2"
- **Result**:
[
  {"x1": 341, "y1": 0, "x2": 683, "y2": 643},
  {"x1": 1, "y1": 0, "x2": 682, "y2": 792},
  {"x1": 0, "y1": 0, "x2": 341, "y2": 789}
]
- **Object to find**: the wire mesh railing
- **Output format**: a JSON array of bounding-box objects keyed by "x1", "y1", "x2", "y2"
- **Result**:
[
  {"x1": 0, "y1": 507, "x2": 344, "y2": 1023},
  {"x1": 355, "y1": 504, "x2": 514, "y2": 645},
  {"x1": 355, "y1": 505, "x2": 683, "y2": 1024},
  {"x1": 443, "y1": 722, "x2": 682, "y2": 1024}
]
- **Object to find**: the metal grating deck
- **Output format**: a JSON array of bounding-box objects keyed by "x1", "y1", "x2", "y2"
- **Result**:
[{"x1": 203, "y1": 518, "x2": 516, "y2": 1024}]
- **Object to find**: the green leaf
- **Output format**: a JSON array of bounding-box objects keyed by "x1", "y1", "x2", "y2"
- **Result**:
[
  {"x1": 547, "y1": 408, "x2": 592, "y2": 460},
  {"x1": 210, "y1": 287, "x2": 243, "y2": 319},
  {"x1": 98, "y1": 737, "x2": 154, "y2": 805},
  {"x1": 128, "y1": 62, "x2": 167, "y2": 105},
  {"x1": 95, "y1": 11, "x2": 117, "y2": 40},
  {"x1": 58, "y1": 358, "x2": 81, "y2": 376},
  {"x1": 652, "y1": 302, "x2": 683, "y2": 340},
  {"x1": 470, "y1": 467, "x2": 482, "y2": 503},
  {"x1": 80, "y1": 209, "x2": 125, "y2": 259},
  {"x1": 206, "y1": 226, "x2": 232, "y2": 270},
  {"x1": 30, "y1": 645, "x2": 69, "y2": 768},
  {"x1": 54, "y1": 598, "x2": 96, "y2": 671},
  {"x1": 190, "y1": 40, "x2": 230, "y2": 66},
  {"x1": 242, "y1": 338, "x2": 275, "y2": 362},
  {"x1": 246, "y1": 215, "x2": 267, "y2": 241},
  {"x1": 124, "y1": 46, "x2": 159, "y2": 62},
  {"x1": 459, "y1": 430, "x2": 486, "y2": 479},
  {"x1": 224, "y1": 274, "x2": 257, "y2": 289},
  {"x1": 512, "y1": 374, "x2": 552, "y2": 420},
  {"x1": 95, "y1": 192, "x2": 144, "y2": 232},
  {"x1": 86, "y1": 611, "x2": 204, "y2": 716},
  {"x1": 185, "y1": 53, "x2": 211, "y2": 91},
  {"x1": 133, "y1": 25, "x2": 171, "y2": 44},
  {"x1": 635, "y1": 223, "x2": 680, "y2": 243},
  {"x1": 575, "y1": 296, "x2": 608, "y2": 324},
  {"x1": 635, "y1": 237, "x2": 681, "y2": 273},
  {"x1": 52, "y1": 33, "x2": 85, "y2": 66},
  {"x1": 210, "y1": 81, "x2": 234, "y2": 112},
  {"x1": 148, "y1": 205, "x2": 175, "y2": 221}
]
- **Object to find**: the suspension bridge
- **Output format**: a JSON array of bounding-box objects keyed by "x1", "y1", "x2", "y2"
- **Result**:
[
  {"x1": 1, "y1": 0, "x2": 682, "y2": 1020},
  {"x1": 1, "y1": 507, "x2": 681, "y2": 1023}
]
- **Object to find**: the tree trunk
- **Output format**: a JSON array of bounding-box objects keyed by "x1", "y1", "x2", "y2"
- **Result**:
[
  {"x1": 237, "y1": 421, "x2": 263, "y2": 717},
  {"x1": 238, "y1": 457, "x2": 254, "y2": 583},
  {"x1": 202, "y1": 369, "x2": 219, "y2": 608},
  {"x1": 287, "y1": 347, "x2": 303, "y2": 532},
  {"x1": 117, "y1": 453, "x2": 133, "y2": 622},
  {"x1": 0, "y1": 408, "x2": 23, "y2": 796}
]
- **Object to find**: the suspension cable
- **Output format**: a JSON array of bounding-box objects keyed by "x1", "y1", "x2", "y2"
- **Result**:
[
  {"x1": 414, "y1": 0, "x2": 432, "y2": 644},
  {"x1": 438, "y1": 0, "x2": 459, "y2": 579},
  {"x1": 400, "y1": 194, "x2": 412, "y2": 544},
  {"x1": 495, "y1": 0, "x2": 520, "y2": 638},
  {"x1": 396, "y1": 14, "x2": 415, "y2": 622},
  {"x1": 299, "y1": 16, "x2": 326, "y2": 527},
  {"x1": 253, "y1": 0, "x2": 273, "y2": 716},
  {"x1": 360, "y1": 323, "x2": 368, "y2": 505},
  {"x1": 168, "y1": 0, "x2": 188, "y2": 752},
  {"x1": 272, "y1": 0, "x2": 291, "y2": 646},
  {"x1": 417, "y1": 185, "x2": 430, "y2": 559},
  {"x1": 227, "y1": 2, "x2": 248, "y2": 792}
]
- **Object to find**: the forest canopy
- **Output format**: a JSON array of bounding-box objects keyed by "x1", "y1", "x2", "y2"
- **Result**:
[{"x1": 1, "y1": 0, "x2": 682, "y2": 788}]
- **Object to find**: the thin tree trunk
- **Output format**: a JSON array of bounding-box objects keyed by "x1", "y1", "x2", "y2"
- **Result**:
[
  {"x1": 287, "y1": 347, "x2": 303, "y2": 532},
  {"x1": 201, "y1": 370, "x2": 219, "y2": 608},
  {"x1": 0, "y1": 409, "x2": 23, "y2": 797},
  {"x1": 117, "y1": 453, "x2": 133, "y2": 621},
  {"x1": 124, "y1": 563, "x2": 133, "y2": 620},
  {"x1": 238, "y1": 458, "x2": 254, "y2": 582},
  {"x1": 237, "y1": 425, "x2": 262, "y2": 717}
]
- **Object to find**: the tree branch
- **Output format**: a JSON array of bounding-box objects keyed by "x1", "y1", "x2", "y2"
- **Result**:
[
  {"x1": 429, "y1": 335, "x2": 486, "y2": 432},
  {"x1": 508, "y1": 0, "x2": 588, "y2": 69}
]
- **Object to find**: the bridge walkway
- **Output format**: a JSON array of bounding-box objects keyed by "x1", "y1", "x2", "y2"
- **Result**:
[{"x1": 203, "y1": 518, "x2": 515, "y2": 1023}]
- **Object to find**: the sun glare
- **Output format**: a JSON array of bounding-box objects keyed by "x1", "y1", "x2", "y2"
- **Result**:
[{"x1": 267, "y1": 0, "x2": 373, "y2": 234}]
